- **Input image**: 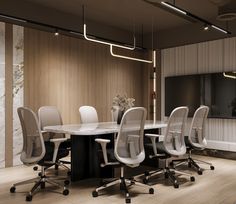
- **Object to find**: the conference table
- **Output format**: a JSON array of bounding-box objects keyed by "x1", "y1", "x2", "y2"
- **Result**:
[{"x1": 44, "y1": 120, "x2": 167, "y2": 182}]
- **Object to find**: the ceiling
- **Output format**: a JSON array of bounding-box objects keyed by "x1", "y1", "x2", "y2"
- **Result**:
[{"x1": 23, "y1": 0, "x2": 234, "y2": 33}]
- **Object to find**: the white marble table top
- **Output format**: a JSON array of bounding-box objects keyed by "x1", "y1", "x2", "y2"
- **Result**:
[{"x1": 44, "y1": 120, "x2": 167, "y2": 136}]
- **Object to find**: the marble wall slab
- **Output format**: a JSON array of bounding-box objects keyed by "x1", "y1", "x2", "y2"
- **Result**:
[
  {"x1": 0, "y1": 24, "x2": 24, "y2": 168},
  {"x1": 13, "y1": 25, "x2": 24, "y2": 166}
]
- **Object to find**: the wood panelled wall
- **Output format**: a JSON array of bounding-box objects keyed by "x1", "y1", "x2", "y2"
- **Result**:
[
  {"x1": 161, "y1": 37, "x2": 236, "y2": 151},
  {"x1": 24, "y1": 28, "x2": 151, "y2": 123}
]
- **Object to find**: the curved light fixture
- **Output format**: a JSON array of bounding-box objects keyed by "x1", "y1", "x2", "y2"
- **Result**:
[
  {"x1": 223, "y1": 72, "x2": 236, "y2": 79},
  {"x1": 110, "y1": 45, "x2": 153, "y2": 63},
  {"x1": 84, "y1": 24, "x2": 136, "y2": 50}
]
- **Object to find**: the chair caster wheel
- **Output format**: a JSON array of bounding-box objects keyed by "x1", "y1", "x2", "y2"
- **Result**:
[
  {"x1": 174, "y1": 183, "x2": 179, "y2": 188},
  {"x1": 63, "y1": 189, "x2": 69, "y2": 196},
  {"x1": 92, "y1": 190, "x2": 98, "y2": 197},
  {"x1": 126, "y1": 198, "x2": 131, "y2": 203},
  {"x1": 67, "y1": 171, "x2": 71, "y2": 176},
  {"x1": 198, "y1": 170, "x2": 203, "y2": 175},
  {"x1": 210, "y1": 166, "x2": 215, "y2": 170},
  {"x1": 144, "y1": 171, "x2": 149, "y2": 176},
  {"x1": 64, "y1": 180, "x2": 70, "y2": 185},
  {"x1": 143, "y1": 178, "x2": 148, "y2": 184},
  {"x1": 33, "y1": 166, "x2": 38, "y2": 171},
  {"x1": 149, "y1": 188, "x2": 154, "y2": 194},
  {"x1": 190, "y1": 176, "x2": 195, "y2": 182},
  {"x1": 26, "y1": 194, "x2": 32, "y2": 202},
  {"x1": 10, "y1": 186, "x2": 15, "y2": 193}
]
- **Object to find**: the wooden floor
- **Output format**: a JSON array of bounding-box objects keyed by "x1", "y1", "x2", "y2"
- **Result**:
[{"x1": 0, "y1": 155, "x2": 236, "y2": 204}]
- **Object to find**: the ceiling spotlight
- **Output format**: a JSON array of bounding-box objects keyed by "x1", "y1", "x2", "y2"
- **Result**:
[
  {"x1": 54, "y1": 29, "x2": 59, "y2": 36},
  {"x1": 204, "y1": 24, "x2": 209, "y2": 31}
]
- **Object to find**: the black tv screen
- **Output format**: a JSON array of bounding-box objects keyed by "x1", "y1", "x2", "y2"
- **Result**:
[{"x1": 165, "y1": 72, "x2": 236, "y2": 118}]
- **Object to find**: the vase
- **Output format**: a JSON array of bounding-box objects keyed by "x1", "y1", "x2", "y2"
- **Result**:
[{"x1": 117, "y1": 110, "x2": 124, "y2": 124}]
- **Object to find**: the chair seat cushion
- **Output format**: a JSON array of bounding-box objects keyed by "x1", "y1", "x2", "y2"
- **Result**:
[{"x1": 38, "y1": 141, "x2": 69, "y2": 166}]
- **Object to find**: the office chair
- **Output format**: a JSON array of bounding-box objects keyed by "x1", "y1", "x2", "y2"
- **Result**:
[
  {"x1": 10, "y1": 107, "x2": 69, "y2": 201},
  {"x1": 79, "y1": 105, "x2": 98, "y2": 123},
  {"x1": 38, "y1": 106, "x2": 71, "y2": 174},
  {"x1": 171, "y1": 106, "x2": 214, "y2": 175},
  {"x1": 92, "y1": 107, "x2": 154, "y2": 204},
  {"x1": 144, "y1": 106, "x2": 195, "y2": 188}
]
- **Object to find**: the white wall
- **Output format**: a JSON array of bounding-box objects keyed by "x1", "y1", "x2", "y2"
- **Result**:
[{"x1": 161, "y1": 37, "x2": 236, "y2": 152}]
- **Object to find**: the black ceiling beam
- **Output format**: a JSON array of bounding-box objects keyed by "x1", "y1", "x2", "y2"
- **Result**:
[{"x1": 0, "y1": 12, "x2": 145, "y2": 50}]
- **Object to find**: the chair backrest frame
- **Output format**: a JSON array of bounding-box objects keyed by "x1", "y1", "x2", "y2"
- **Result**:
[
  {"x1": 38, "y1": 106, "x2": 65, "y2": 139},
  {"x1": 163, "y1": 106, "x2": 189, "y2": 156},
  {"x1": 114, "y1": 107, "x2": 147, "y2": 167},
  {"x1": 188, "y1": 105, "x2": 209, "y2": 149},
  {"x1": 79, "y1": 106, "x2": 98, "y2": 124},
  {"x1": 18, "y1": 107, "x2": 46, "y2": 165}
]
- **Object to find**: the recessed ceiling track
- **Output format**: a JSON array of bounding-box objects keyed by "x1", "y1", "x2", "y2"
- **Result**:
[
  {"x1": 0, "y1": 13, "x2": 140, "y2": 50},
  {"x1": 143, "y1": 0, "x2": 231, "y2": 34},
  {"x1": 160, "y1": 1, "x2": 231, "y2": 34}
]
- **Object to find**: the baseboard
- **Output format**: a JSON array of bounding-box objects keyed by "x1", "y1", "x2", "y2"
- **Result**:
[
  {"x1": 207, "y1": 140, "x2": 236, "y2": 152},
  {"x1": 193, "y1": 140, "x2": 236, "y2": 160}
]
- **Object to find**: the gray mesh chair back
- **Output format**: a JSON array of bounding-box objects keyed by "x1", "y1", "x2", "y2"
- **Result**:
[
  {"x1": 114, "y1": 107, "x2": 147, "y2": 167},
  {"x1": 164, "y1": 106, "x2": 189, "y2": 156},
  {"x1": 38, "y1": 106, "x2": 65, "y2": 139},
  {"x1": 79, "y1": 106, "x2": 98, "y2": 123},
  {"x1": 188, "y1": 106, "x2": 209, "y2": 149},
  {"x1": 17, "y1": 107, "x2": 46, "y2": 165}
]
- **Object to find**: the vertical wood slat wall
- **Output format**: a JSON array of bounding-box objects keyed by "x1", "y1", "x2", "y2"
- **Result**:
[
  {"x1": 161, "y1": 37, "x2": 236, "y2": 151},
  {"x1": 5, "y1": 24, "x2": 13, "y2": 167},
  {"x1": 24, "y1": 27, "x2": 152, "y2": 124}
]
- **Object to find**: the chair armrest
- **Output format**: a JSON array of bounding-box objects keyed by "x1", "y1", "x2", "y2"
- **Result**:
[
  {"x1": 95, "y1": 139, "x2": 110, "y2": 167},
  {"x1": 95, "y1": 138, "x2": 111, "y2": 144},
  {"x1": 49, "y1": 138, "x2": 68, "y2": 163},
  {"x1": 41, "y1": 130, "x2": 47, "y2": 134},
  {"x1": 95, "y1": 139, "x2": 119, "y2": 167},
  {"x1": 145, "y1": 134, "x2": 165, "y2": 158}
]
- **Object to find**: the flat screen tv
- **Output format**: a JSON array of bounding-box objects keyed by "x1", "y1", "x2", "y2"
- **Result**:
[{"x1": 165, "y1": 72, "x2": 236, "y2": 118}]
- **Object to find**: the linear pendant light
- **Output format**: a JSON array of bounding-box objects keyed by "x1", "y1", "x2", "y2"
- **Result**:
[
  {"x1": 110, "y1": 45, "x2": 153, "y2": 63},
  {"x1": 223, "y1": 72, "x2": 236, "y2": 79},
  {"x1": 83, "y1": 24, "x2": 136, "y2": 50},
  {"x1": 159, "y1": 1, "x2": 231, "y2": 34},
  {"x1": 84, "y1": 23, "x2": 154, "y2": 64}
]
